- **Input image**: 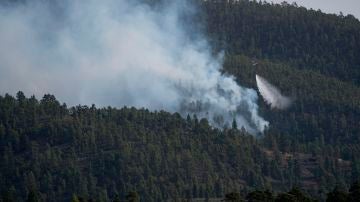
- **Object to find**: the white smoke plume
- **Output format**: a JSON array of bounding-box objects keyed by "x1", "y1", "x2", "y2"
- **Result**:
[
  {"x1": 0, "y1": 0, "x2": 269, "y2": 133},
  {"x1": 256, "y1": 74, "x2": 291, "y2": 110}
]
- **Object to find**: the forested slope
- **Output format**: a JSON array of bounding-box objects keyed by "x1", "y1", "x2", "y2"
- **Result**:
[
  {"x1": 0, "y1": 94, "x2": 294, "y2": 201},
  {"x1": 201, "y1": 0, "x2": 360, "y2": 183},
  {"x1": 202, "y1": 0, "x2": 360, "y2": 85},
  {"x1": 224, "y1": 54, "x2": 360, "y2": 146},
  {"x1": 0, "y1": 93, "x2": 357, "y2": 201},
  {"x1": 1, "y1": 0, "x2": 360, "y2": 201}
]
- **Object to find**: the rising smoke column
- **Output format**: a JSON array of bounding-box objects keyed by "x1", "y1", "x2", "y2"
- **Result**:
[
  {"x1": 0, "y1": 0, "x2": 269, "y2": 133},
  {"x1": 256, "y1": 74, "x2": 291, "y2": 109}
]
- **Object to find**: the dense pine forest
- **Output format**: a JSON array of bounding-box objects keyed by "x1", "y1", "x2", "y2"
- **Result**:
[{"x1": 1, "y1": 0, "x2": 360, "y2": 201}]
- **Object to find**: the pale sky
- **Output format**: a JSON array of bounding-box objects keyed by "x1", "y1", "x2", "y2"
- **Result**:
[{"x1": 268, "y1": 0, "x2": 360, "y2": 20}]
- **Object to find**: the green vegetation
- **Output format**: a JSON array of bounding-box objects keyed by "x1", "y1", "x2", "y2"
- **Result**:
[
  {"x1": 0, "y1": 92, "x2": 358, "y2": 201},
  {"x1": 202, "y1": 0, "x2": 360, "y2": 85},
  {"x1": 0, "y1": 92, "x2": 271, "y2": 201},
  {"x1": 1, "y1": 0, "x2": 360, "y2": 201}
]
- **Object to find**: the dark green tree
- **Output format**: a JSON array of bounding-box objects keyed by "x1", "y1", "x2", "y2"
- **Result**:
[
  {"x1": 246, "y1": 190, "x2": 274, "y2": 202},
  {"x1": 348, "y1": 181, "x2": 360, "y2": 202},
  {"x1": 26, "y1": 190, "x2": 39, "y2": 202},
  {"x1": 71, "y1": 194, "x2": 80, "y2": 202},
  {"x1": 275, "y1": 193, "x2": 297, "y2": 202},
  {"x1": 223, "y1": 192, "x2": 244, "y2": 202},
  {"x1": 1, "y1": 187, "x2": 16, "y2": 202},
  {"x1": 125, "y1": 191, "x2": 139, "y2": 202},
  {"x1": 112, "y1": 194, "x2": 121, "y2": 202},
  {"x1": 326, "y1": 186, "x2": 348, "y2": 202}
]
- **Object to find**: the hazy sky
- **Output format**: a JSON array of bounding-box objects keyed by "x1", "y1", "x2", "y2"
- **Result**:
[{"x1": 269, "y1": 0, "x2": 360, "y2": 19}]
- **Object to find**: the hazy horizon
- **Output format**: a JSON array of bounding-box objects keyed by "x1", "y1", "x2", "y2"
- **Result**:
[{"x1": 268, "y1": 0, "x2": 360, "y2": 19}]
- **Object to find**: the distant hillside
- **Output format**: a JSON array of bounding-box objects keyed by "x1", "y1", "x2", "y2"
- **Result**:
[
  {"x1": 202, "y1": 0, "x2": 360, "y2": 85},
  {"x1": 224, "y1": 54, "x2": 360, "y2": 145},
  {"x1": 1, "y1": 0, "x2": 360, "y2": 201},
  {"x1": 0, "y1": 93, "x2": 356, "y2": 201}
]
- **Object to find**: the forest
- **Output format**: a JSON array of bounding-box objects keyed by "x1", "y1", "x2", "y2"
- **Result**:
[{"x1": 1, "y1": 0, "x2": 360, "y2": 201}]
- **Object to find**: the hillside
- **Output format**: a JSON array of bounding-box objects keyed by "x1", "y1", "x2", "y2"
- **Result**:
[
  {"x1": 0, "y1": 93, "x2": 357, "y2": 201},
  {"x1": 1, "y1": 0, "x2": 360, "y2": 201},
  {"x1": 202, "y1": 0, "x2": 360, "y2": 85}
]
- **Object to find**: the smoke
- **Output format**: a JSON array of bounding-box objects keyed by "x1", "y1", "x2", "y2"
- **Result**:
[
  {"x1": 0, "y1": 0, "x2": 269, "y2": 133},
  {"x1": 256, "y1": 75, "x2": 291, "y2": 110}
]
